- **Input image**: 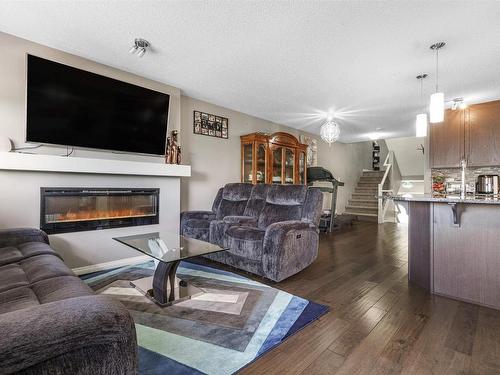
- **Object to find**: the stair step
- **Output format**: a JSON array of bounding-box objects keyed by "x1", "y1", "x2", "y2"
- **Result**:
[
  {"x1": 358, "y1": 182, "x2": 379, "y2": 187},
  {"x1": 349, "y1": 199, "x2": 378, "y2": 207},
  {"x1": 362, "y1": 171, "x2": 385, "y2": 177},
  {"x1": 355, "y1": 189, "x2": 378, "y2": 194},
  {"x1": 346, "y1": 205, "x2": 378, "y2": 213},
  {"x1": 352, "y1": 193, "x2": 378, "y2": 199},
  {"x1": 344, "y1": 210, "x2": 378, "y2": 218},
  {"x1": 359, "y1": 177, "x2": 383, "y2": 183}
]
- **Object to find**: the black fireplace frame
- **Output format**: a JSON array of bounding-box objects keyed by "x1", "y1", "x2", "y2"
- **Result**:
[{"x1": 40, "y1": 187, "x2": 160, "y2": 234}]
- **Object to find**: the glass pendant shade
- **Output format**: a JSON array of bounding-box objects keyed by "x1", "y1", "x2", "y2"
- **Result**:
[
  {"x1": 320, "y1": 119, "x2": 340, "y2": 145},
  {"x1": 416, "y1": 113, "x2": 428, "y2": 137},
  {"x1": 430, "y1": 92, "x2": 444, "y2": 123}
]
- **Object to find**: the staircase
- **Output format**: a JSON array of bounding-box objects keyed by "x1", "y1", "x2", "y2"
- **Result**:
[{"x1": 344, "y1": 170, "x2": 385, "y2": 221}]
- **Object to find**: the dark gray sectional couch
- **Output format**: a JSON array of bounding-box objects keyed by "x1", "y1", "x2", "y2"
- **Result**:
[
  {"x1": 180, "y1": 183, "x2": 323, "y2": 282},
  {"x1": 0, "y1": 228, "x2": 137, "y2": 374}
]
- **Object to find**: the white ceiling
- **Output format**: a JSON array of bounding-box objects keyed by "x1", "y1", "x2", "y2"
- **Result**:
[{"x1": 1, "y1": 1, "x2": 500, "y2": 143}]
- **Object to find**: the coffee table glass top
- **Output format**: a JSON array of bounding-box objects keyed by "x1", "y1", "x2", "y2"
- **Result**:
[{"x1": 113, "y1": 232, "x2": 226, "y2": 263}]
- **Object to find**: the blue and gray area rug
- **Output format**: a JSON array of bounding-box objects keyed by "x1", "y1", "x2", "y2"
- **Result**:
[{"x1": 82, "y1": 261, "x2": 328, "y2": 375}]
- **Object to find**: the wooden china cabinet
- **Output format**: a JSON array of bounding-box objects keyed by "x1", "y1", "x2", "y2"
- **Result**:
[{"x1": 240, "y1": 132, "x2": 308, "y2": 185}]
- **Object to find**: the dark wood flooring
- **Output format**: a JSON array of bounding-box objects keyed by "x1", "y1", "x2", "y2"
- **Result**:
[{"x1": 226, "y1": 221, "x2": 500, "y2": 374}]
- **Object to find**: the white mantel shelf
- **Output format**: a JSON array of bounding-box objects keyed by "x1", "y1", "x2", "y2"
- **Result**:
[{"x1": 0, "y1": 152, "x2": 191, "y2": 177}]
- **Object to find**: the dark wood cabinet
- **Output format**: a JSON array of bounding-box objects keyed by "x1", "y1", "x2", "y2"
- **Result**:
[
  {"x1": 241, "y1": 132, "x2": 307, "y2": 185},
  {"x1": 430, "y1": 99, "x2": 500, "y2": 168},
  {"x1": 467, "y1": 101, "x2": 500, "y2": 166},
  {"x1": 430, "y1": 109, "x2": 464, "y2": 168}
]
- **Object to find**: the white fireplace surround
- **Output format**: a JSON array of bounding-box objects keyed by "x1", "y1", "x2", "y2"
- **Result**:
[
  {"x1": 0, "y1": 152, "x2": 189, "y2": 271},
  {"x1": 0, "y1": 152, "x2": 191, "y2": 177}
]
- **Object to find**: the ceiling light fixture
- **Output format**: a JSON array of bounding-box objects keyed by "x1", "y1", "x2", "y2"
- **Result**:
[
  {"x1": 416, "y1": 74, "x2": 428, "y2": 137},
  {"x1": 129, "y1": 38, "x2": 150, "y2": 58},
  {"x1": 429, "y1": 42, "x2": 446, "y2": 123},
  {"x1": 320, "y1": 111, "x2": 340, "y2": 146},
  {"x1": 451, "y1": 97, "x2": 466, "y2": 110}
]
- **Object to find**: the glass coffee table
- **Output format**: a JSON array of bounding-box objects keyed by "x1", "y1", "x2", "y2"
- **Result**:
[{"x1": 113, "y1": 232, "x2": 226, "y2": 306}]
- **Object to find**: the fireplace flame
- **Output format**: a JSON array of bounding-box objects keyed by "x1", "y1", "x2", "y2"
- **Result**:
[{"x1": 46, "y1": 208, "x2": 155, "y2": 223}]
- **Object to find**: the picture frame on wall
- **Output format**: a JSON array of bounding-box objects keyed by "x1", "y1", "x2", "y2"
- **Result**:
[{"x1": 193, "y1": 110, "x2": 229, "y2": 139}]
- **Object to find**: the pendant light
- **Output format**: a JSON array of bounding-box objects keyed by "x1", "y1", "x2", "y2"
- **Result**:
[
  {"x1": 416, "y1": 74, "x2": 428, "y2": 137},
  {"x1": 320, "y1": 112, "x2": 340, "y2": 145},
  {"x1": 429, "y1": 42, "x2": 446, "y2": 123}
]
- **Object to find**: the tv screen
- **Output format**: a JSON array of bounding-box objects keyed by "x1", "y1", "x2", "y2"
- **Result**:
[{"x1": 26, "y1": 55, "x2": 169, "y2": 155}]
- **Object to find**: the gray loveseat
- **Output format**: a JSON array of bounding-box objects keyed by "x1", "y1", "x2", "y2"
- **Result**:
[
  {"x1": 180, "y1": 183, "x2": 323, "y2": 282},
  {"x1": 0, "y1": 228, "x2": 137, "y2": 374}
]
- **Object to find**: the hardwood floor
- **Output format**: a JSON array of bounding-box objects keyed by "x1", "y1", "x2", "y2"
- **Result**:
[{"x1": 234, "y1": 221, "x2": 500, "y2": 374}]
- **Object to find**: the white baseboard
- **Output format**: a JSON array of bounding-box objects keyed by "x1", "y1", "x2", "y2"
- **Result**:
[{"x1": 72, "y1": 255, "x2": 150, "y2": 276}]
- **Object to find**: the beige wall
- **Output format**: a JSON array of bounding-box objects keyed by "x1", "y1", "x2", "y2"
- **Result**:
[
  {"x1": 180, "y1": 96, "x2": 372, "y2": 213},
  {"x1": 385, "y1": 136, "x2": 426, "y2": 178}
]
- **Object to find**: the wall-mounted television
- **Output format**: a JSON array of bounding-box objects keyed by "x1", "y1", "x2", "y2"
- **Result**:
[{"x1": 26, "y1": 54, "x2": 170, "y2": 155}]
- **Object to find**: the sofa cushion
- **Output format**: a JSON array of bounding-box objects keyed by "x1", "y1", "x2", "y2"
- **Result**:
[
  {"x1": 0, "y1": 287, "x2": 40, "y2": 315},
  {"x1": 257, "y1": 185, "x2": 307, "y2": 228},
  {"x1": 266, "y1": 185, "x2": 307, "y2": 206},
  {"x1": 221, "y1": 183, "x2": 254, "y2": 201},
  {"x1": 225, "y1": 226, "x2": 266, "y2": 261},
  {"x1": 0, "y1": 274, "x2": 94, "y2": 316},
  {"x1": 0, "y1": 241, "x2": 59, "y2": 267},
  {"x1": 301, "y1": 187, "x2": 324, "y2": 226},
  {"x1": 243, "y1": 184, "x2": 269, "y2": 218},
  {"x1": 0, "y1": 263, "x2": 29, "y2": 293},
  {"x1": 258, "y1": 203, "x2": 303, "y2": 229},
  {"x1": 210, "y1": 216, "x2": 258, "y2": 247},
  {"x1": 21, "y1": 254, "x2": 75, "y2": 284},
  {"x1": 0, "y1": 253, "x2": 77, "y2": 294},
  {"x1": 31, "y1": 275, "x2": 94, "y2": 304},
  {"x1": 216, "y1": 183, "x2": 253, "y2": 220}
]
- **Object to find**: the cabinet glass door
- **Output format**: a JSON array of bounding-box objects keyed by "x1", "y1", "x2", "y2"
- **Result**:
[
  {"x1": 242, "y1": 143, "x2": 253, "y2": 183},
  {"x1": 298, "y1": 151, "x2": 306, "y2": 184},
  {"x1": 256, "y1": 144, "x2": 266, "y2": 184},
  {"x1": 272, "y1": 147, "x2": 282, "y2": 184},
  {"x1": 284, "y1": 148, "x2": 294, "y2": 184}
]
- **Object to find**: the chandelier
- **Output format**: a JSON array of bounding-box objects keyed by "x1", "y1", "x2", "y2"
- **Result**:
[{"x1": 320, "y1": 115, "x2": 340, "y2": 145}]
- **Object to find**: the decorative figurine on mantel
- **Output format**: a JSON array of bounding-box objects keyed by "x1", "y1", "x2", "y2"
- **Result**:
[{"x1": 165, "y1": 130, "x2": 181, "y2": 164}]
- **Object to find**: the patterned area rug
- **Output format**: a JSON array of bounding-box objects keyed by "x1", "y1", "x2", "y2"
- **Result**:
[{"x1": 82, "y1": 261, "x2": 328, "y2": 375}]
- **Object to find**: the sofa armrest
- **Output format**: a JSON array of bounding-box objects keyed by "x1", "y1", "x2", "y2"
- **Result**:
[
  {"x1": 0, "y1": 228, "x2": 49, "y2": 248},
  {"x1": 262, "y1": 220, "x2": 319, "y2": 282},
  {"x1": 180, "y1": 211, "x2": 216, "y2": 234},
  {"x1": 0, "y1": 295, "x2": 137, "y2": 374},
  {"x1": 222, "y1": 215, "x2": 258, "y2": 227},
  {"x1": 180, "y1": 211, "x2": 216, "y2": 221}
]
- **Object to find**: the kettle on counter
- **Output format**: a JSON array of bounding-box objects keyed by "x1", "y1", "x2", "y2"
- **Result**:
[{"x1": 476, "y1": 175, "x2": 499, "y2": 195}]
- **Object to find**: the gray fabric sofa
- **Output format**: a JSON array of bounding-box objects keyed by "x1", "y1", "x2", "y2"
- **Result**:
[
  {"x1": 181, "y1": 183, "x2": 323, "y2": 282},
  {"x1": 0, "y1": 228, "x2": 137, "y2": 375}
]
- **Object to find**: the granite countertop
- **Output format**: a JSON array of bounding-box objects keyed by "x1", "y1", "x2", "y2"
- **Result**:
[{"x1": 391, "y1": 194, "x2": 500, "y2": 205}]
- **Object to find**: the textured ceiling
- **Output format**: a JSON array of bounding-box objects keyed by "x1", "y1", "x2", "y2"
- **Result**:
[{"x1": 1, "y1": 1, "x2": 500, "y2": 142}]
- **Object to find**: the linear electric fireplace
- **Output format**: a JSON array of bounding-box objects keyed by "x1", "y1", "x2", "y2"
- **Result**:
[{"x1": 40, "y1": 188, "x2": 159, "y2": 234}]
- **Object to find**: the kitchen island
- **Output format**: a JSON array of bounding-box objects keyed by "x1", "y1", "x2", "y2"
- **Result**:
[{"x1": 394, "y1": 194, "x2": 500, "y2": 310}]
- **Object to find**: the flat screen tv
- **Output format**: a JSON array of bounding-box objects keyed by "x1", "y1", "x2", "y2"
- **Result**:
[{"x1": 26, "y1": 54, "x2": 170, "y2": 155}]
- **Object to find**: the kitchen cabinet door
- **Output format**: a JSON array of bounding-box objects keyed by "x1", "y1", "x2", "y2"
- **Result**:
[
  {"x1": 467, "y1": 100, "x2": 500, "y2": 167},
  {"x1": 430, "y1": 109, "x2": 464, "y2": 168},
  {"x1": 432, "y1": 203, "x2": 483, "y2": 305}
]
